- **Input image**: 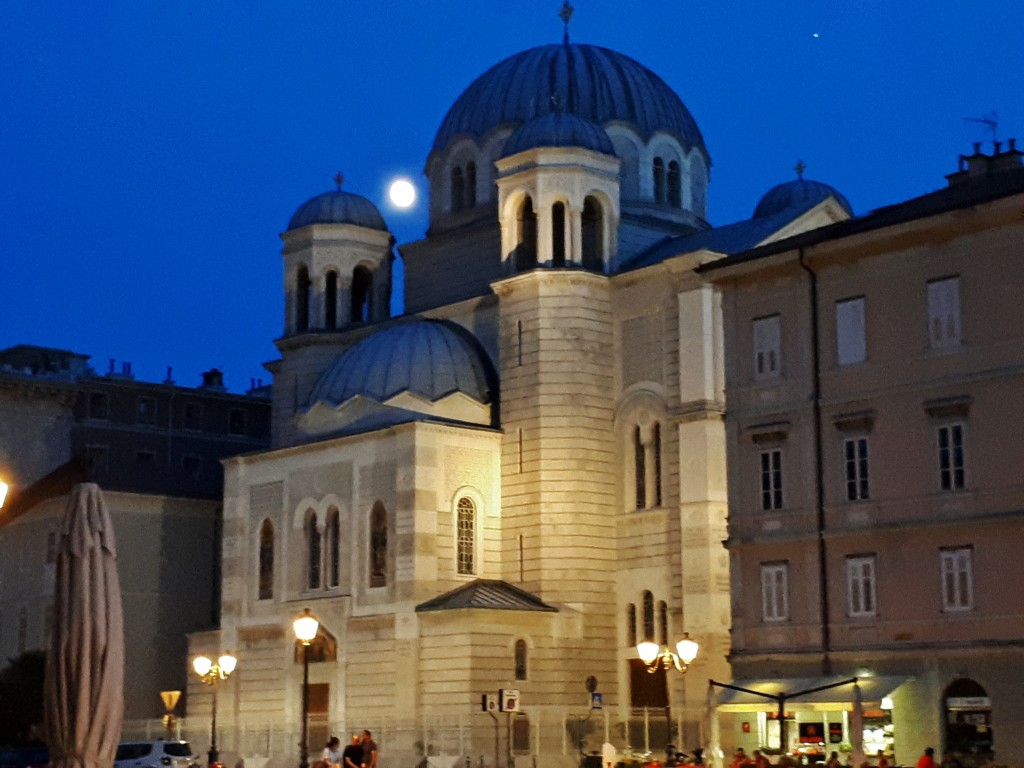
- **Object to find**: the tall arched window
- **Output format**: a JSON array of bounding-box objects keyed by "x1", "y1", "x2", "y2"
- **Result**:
[
  {"x1": 627, "y1": 604, "x2": 638, "y2": 647},
  {"x1": 296, "y1": 265, "x2": 311, "y2": 332},
  {"x1": 258, "y1": 519, "x2": 274, "y2": 600},
  {"x1": 515, "y1": 196, "x2": 538, "y2": 271},
  {"x1": 658, "y1": 600, "x2": 669, "y2": 645},
  {"x1": 351, "y1": 266, "x2": 373, "y2": 323},
  {"x1": 581, "y1": 196, "x2": 603, "y2": 271},
  {"x1": 552, "y1": 202, "x2": 566, "y2": 267},
  {"x1": 456, "y1": 496, "x2": 476, "y2": 575},
  {"x1": 668, "y1": 161, "x2": 682, "y2": 207},
  {"x1": 325, "y1": 270, "x2": 338, "y2": 329},
  {"x1": 451, "y1": 166, "x2": 465, "y2": 212},
  {"x1": 325, "y1": 507, "x2": 340, "y2": 588},
  {"x1": 653, "y1": 157, "x2": 666, "y2": 204},
  {"x1": 369, "y1": 501, "x2": 387, "y2": 587},
  {"x1": 634, "y1": 426, "x2": 646, "y2": 509},
  {"x1": 514, "y1": 639, "x2": 528, "y2": 681},
  {"x1": 306, "y1": 511, "x2": 321, "y2": 591},
  {"x1": 653, "y1": 422, "x2": 663, "y2": 507},
  {"x1": 466, "y1": 162, "x2": 477, "y2": 208},
  {"x1": 642, "y1": 591, "x2": 655, "y2": 642}
]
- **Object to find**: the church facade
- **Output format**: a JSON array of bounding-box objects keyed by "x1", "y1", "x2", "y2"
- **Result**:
[{"x1": 187, "y1": 38, "x2": 852, "y2": 768}]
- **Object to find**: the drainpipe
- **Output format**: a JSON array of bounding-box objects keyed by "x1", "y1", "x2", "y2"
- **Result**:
[{"x1": 798, "y1": 248, "x2": 831, "y2": 675}]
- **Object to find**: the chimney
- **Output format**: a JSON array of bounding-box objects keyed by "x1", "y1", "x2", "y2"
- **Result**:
[
  {"x1": 200, "y1": 368, "x2": 226, "y2": 392},
  {"x1": 946, "y1": 139, "x2": 1024, "y2": 185},
  {"x1": 990, "y1": 136, "x2": 1024, "y2": 174},
  {"x1": 164, "y1": 366, "x2": 175, "y2": 386}
]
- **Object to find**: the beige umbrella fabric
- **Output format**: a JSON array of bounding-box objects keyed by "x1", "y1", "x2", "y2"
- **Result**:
[{"x1": 44, "y1": 483, "x2": 125, "y2": 768}]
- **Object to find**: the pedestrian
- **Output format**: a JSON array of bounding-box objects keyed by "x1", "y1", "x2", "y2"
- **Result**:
[
  {"x1": 753, "y1": 750, "x2": 771, "y2": 768},
  {"x1": 916, "y1": 748, "x2": 937, "y2": 768},
  {"x1": 876, "y1": 751, "x2": 889, "y2": 768},
  {"x1": 343, "y1": 735, "x2": 363, "y2": 768},
  {"x1": 826, "y1": 752, "x2": 842, "y2": 768},
  {"x1": 321, "y1": 737, "x2": 343, "y2": 768},
  {"x1": 361, "y1": 730, "x2": 379, "y2": 768}
]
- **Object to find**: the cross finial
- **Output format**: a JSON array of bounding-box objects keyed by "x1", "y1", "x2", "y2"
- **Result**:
[
  {"x1": 794, "y1": 160, "x2": 806, "y2": 180},
  {"x1": 333, "y1": 171, "x2": 344, "y2": 190},
  {"x1": 559, "y1": 1, "x2": 574, "y2": 44}
]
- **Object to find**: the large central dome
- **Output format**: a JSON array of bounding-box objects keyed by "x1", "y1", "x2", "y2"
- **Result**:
[{"x1": 430, "y1": 43, "x2": 708, "y2": 160}]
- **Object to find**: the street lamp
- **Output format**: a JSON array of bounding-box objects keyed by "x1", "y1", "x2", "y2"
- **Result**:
[
  {"x1": 637, "y1": 632, "x2": 699, "y2": 673},
  {"x1": 192, "y1": 654, "x2": 237, "y2": 767},
  {"x1": 292, "y1": 608, "x2": 320, "y2": 768}
]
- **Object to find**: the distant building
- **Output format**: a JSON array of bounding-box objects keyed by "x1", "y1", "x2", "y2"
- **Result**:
[
  {"x1": 700, "y1": 142, "x2": 1024, "y2": 766},
  {"x1": 0, "y1": 345, "x2": 270, "y2": 719}
]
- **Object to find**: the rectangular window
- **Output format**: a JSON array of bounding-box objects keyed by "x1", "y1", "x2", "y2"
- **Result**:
[
  {"x1": 89, "y1": 392, "x2": 109, "y2": 420},
  {"x1": 136, "y1": 396, "x2": 156, "y2": 426},
  {"x1": 761, "y1": 562, "x2": 789, "y2": 621},
  {"x1": 228, "y1": 408, "x2": 246, "y2": 436},
  {"x1": 844, "y1": 437, "x2": 870, "y2": 501},
  {"x1": 835, "y1": 296, "x2": 866, "y2": 365},
  {"x1": 940, "y1": 547, "x2": 973, "y2": 611},
  {"x1": 753, "y1": 315, "x2": 782, "y2": 380},
  {"x1": 760, "y1": 449, "x2": 783, "y2": 510},
  {"x1": 928, "y1": 277, "x2": 961, "y2": 349},
  {"x1": 183, "y1": 402, "x2": 203, "y2": 431},
  {"x1": 938, "y1": 424, "x2": 966, "y2": 491},
  {"x1": 846, "y1": 555, "x2": 877, "y2": 617}
]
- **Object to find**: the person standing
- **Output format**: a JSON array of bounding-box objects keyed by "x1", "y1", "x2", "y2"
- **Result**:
[
  {"x1": 361, "y1": 730, "x2": 378, "y2": 768},
  {"x1": 342, "y1": 735, "x2": 363, "y2": 768},
  {"x1": 916, "y1": 748, "x2": 937, "y2": 768}
]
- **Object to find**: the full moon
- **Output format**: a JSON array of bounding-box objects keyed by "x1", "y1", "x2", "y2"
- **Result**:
[{"x1": 388, "y1": 178, "x2": 416, "y2": 208}]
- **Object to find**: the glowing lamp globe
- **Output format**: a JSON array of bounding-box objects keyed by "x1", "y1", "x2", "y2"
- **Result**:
[
  {"x1": 676, "y1": 633, "x2": 699, "y2": 665},
  {"x1": 293, "y1": 608, "x2": 320, "y2": 644},
  {"x1": 637, "y1": 641, "x2": 661, "y2": 665},
  {"x1": 218, "y1": 654, "x2": 238, "y2": 675},
  {"x1": 192, "y1": 656, "x2": 213, "y2": 676}
]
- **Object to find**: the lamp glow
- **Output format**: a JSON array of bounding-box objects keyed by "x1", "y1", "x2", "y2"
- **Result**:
[
  {"x1": 636, "y1": 632, "x2": 699, "y2": 674},
  {"x1": 0, "y1": 481, "x2": 8, "y2": 509},
  {"x1": 293, "y1": 608, "x2": 320, "y2": 644},
  {"x1": 218, "y1": 654, "x2": 238, "y2": 675},
  {"x1": 192, "y1": 655, "x2": 213, "y2": 677},
  {"x1": 637, "y1": 641, "x2": 661, "y2": 665},
  {"x1": 676, "y1": 633, "x2": 699, "y2": 664}
]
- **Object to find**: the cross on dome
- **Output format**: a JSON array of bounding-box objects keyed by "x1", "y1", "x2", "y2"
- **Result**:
[
  {"x1": 333, "y1": 171, "x2": 344, "y2": 190},
  {"x1": 559, "y1": 1, "x2": 574, "y2": 44},
  {"x1": 794, "y1": 160, "x2": 806, "y2": 180}
]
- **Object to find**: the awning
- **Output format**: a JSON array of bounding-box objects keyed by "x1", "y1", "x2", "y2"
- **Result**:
[{"x1": 712, "y1": 676, "x2": 911, "y2": 713}]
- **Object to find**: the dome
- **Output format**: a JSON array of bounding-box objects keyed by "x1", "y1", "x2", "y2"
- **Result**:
[
  {"x1": 502, "y1": 111, "x2": 615, "y2": 158},
  {"x1": 306, "y1": 319, "x2": 493, "y2": 408},
  {"x1": 287, "y1": 189, "x2": 388, "y2": 232},
  {"x1": 754, "y1": 179, "x2": 853, "y2": 219},
  {"x1": 431, "y1": 43, "x2": 708, "y2": 160}
]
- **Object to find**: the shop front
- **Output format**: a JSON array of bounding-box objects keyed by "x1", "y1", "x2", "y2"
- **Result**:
[{"x1": 706, "y1": 677, "x2": 908, "y2": 767}]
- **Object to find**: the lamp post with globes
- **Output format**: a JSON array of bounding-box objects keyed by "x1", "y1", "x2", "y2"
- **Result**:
[
  {"x1": 636, "y1": 633, "x2": 699, "y2": 762},
  {"x1": 292, "y1": 608, "x2": 320, "y2": 768},
  {"x1": 192, "y1": 654, "x2": 237, "y2": 768}
]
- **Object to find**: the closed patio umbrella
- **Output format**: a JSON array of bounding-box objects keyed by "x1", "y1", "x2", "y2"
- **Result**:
[{"x1": 44, "y1": 483, "x2": 125, "y2": 768}]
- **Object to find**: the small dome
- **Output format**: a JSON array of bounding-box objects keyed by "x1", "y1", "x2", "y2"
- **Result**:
[
  {"x1": 754, "y1": 179, "x2": 853, "y2": 219},
  {"x1": 287, "y1": 189, "x2": 388, "y2": 232},
  {"x1": 307, "y1": 319, "x2": 493, "y2": 408},
  {"x1": 502, "y1": 112, "x2": 615, "y2": 158},
  {"x1": 431, "y1": 43, "x2": 708, "y2": 161}
]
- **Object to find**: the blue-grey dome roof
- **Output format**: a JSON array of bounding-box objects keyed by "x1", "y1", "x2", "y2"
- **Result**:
[
  {"x1": 307, "y1": 319, "x2": 493, "y2": 407},
  {"x1": 431, "y1": 43, "x2": 708, "y2": 160},
  {"x1": 502, "y1": 112, "x2": 615, "y2": 157},
  {"x1": 754, "y1": 179, "x2": 853, "y2": 219},
  {"x1": 288, "y1": 189, "x2": 388, "y2": 232}
]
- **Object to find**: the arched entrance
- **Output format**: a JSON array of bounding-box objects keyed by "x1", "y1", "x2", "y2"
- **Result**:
[{"x1": 944, "y1": 678, "x2": 993, "y2": 767}]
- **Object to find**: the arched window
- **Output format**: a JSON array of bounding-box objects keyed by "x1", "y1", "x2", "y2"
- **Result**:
[
  {"x1": 369, "y1": 501, "x2": 387, "y2": 587},
  {"x1": 325, "y1": 507, "x2": 340, "y2": 588},
  {"x1": 325, "y1": 270, "x2": 338, "y2": 329},
  {"x1": 296, "y1": 265, "x2": 311, "y2": 332},
  {"x1": 306, "y1": 511, "x2": 321, "y2": 591},
  {"x1": 515, "y1": 196, "x2": 538, "y2": 271},
  {"x1": 658, "y1": 600, "x2": 668, "y2": 645},
  {"x1": 653, "y1": 422, "x2": 663, "y2": 507},
  {"x1": 456, "y1": 496, "x2": 476, "y2": 575},
  {"x1": 451, "y1": 166, "x2": 465, "y2": 212},
  {"x1": 258, "y1": 519, "x2": 274, "y2": 600},
  {"x1": 581, "y1": 196, "x2": 603, "y2": 271},
  {"x1": 642, "y1": 591, "x2": 655, "y2": 641},
  {"x1": 514, "y1": 639, "x2": 528, "y2": 681},
  {"x1": 668, "y1": 161, "x2": 681, "y2": 207},
  {"x1": 351, "y1": 266, "x2": 373, "y2": 323},
  {"x1": 552, "y1": 202, "x2": 566, "y2": 267},
  {"x1": 634, "y1": 426, "x2": 646, "y2": 509},
  {"x1": 627, "y1": 604, "x2": 638, "y2": 647},
  {"x1": 653, "y1": 157, "x2": 666, "y2": 204},
  {"x1": 466, "y1": 162, "x2": 477, "y2": 208}
]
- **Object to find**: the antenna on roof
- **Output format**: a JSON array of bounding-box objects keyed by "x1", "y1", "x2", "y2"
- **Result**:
[
  {"x1": 964, "y1": 111, "x2": 998, "y2": 143},
  {"x1": 559, "y1": 1, "x2": 574, "y2": 44}
]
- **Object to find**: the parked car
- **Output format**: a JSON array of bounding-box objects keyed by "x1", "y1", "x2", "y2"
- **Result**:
[{"x1": 114, "y1": 741, "x2": 199, "y2": 768}]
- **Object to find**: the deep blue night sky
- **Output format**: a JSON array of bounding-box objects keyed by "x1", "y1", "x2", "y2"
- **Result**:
[{"x1": 3, "y1": 2, "x2": 1022, "y2": 392}]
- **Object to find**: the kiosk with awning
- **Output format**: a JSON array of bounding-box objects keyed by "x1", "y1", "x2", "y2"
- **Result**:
[{"x1": 706, "y1": 676, "x2": 909, "y2": 766}]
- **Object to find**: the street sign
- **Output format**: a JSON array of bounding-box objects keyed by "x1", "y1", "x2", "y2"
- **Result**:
[
  {"x1": 499, "y1": 688, "x2": 520, "y2": 712},
  {"x1": 591, "y1": 692, "x2": 603, "y2": 710}
]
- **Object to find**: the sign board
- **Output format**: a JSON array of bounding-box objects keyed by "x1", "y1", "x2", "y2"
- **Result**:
[
  {"x1": 500, "y1": 688, "x2": 520, "y2": 712},
  {"x1": 481, "y1": 694, "x2": 498, "y2": 712},
  {"x1": 947, "y1": 697, "x2": 991, "y2": 709},
  {"x1": 591, "y1": 692, "x2": 603, "y2": 710}
]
